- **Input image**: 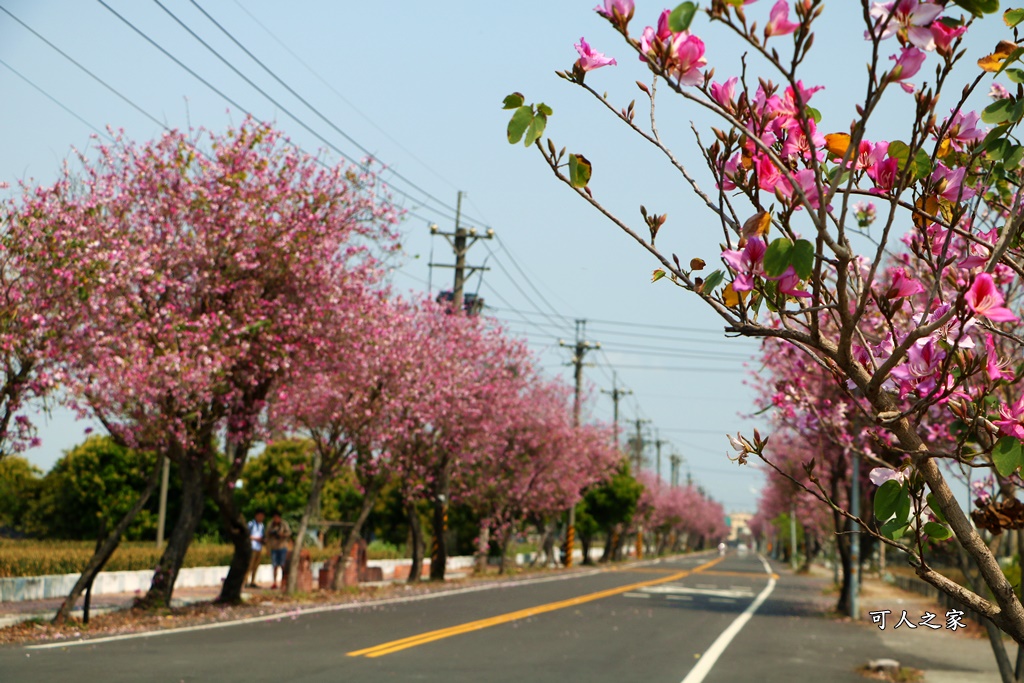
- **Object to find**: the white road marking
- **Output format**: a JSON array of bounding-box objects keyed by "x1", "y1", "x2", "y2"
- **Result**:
[
  {"x1": 667, "y1": 595, "x2": 693, "y2": 601},
  {"x1": 623, "y1": 592, "x2": 651, "y2": 599},
  {"x1": 680, "y1": 555, "x2": 777, "y2": 683},
  {"x1": 708, "y1": 598, "x2": 736, "y2": 604},
  {"x1": 641, "y1": 585, "x2": 754, "y2": 599}
]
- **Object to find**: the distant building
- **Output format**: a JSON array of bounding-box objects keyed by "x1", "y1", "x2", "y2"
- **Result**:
[{"x1": 726, "y1": 512, "x2": 753, "y2": 543}]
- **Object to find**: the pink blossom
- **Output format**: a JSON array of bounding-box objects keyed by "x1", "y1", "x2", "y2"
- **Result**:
[
  {"x1": 721, "y1": 237, "x2": 767, "y2": 292},
  {"x1": 931, "y1": 163, "x2": 975, "y2": 202},
  {"x1": 639, "y1": 9, "x2": 673, "y2": 59},
  {"x1": 710, "y1": 77, "x2": 738, "y2": 110},
  {"x1": 594, "y1": 0, "x2": 634, "y2": 21},
  {"x1": 931, "y1": 20, "x2": 966, "y2": 54},
  {"x1": 888, "y1": 47, "x2": 927, "y2": 92},
  {"x1": 765, "y1": 0, "x2": 800, "y2": 38},
  {"x1": 885, "y1": 268, "x2": 925, "y2": 299},
  {"x1": 868, "y1": 0, "x2": 944, "y2": 50},
  {"x1": 869, "y1": 467, "x2": 907, "y2": 486},
  {"x1": 769, "y1": 266, "x2": 811, "y2": 298},
  {"x1": 867, "y1": 156, "x2": 899, "y2": 193},
  {"x1": 671, "y1": 33, "x2": 707, "y2": 86},
  {"x1": 939, "y1": 110, "x2": 984, "y2": 152},
  {"x1": 984, "y1": 334, "x2": 1015, "y2": 382},
  {"x1": 990, "y1": 83, "x2": 1011, "y2": 100},
  {"x1": 966, "y1": 273, "x2": 1018, "y2": 322},
  {"x1": 575, "y1": 37, "x2": 617, "y2": 72},
  {"x1": 995, "y1": 397, "x2": 1024, "y2": 440}
]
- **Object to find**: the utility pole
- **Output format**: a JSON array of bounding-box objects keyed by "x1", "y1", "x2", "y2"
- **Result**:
[
  {"x1": 669, "y1": 454, "x2": 681, "y2": 488},
  {"x1": 429, "y1": 191, "x2": 494, "y2": 315},
  {"x1": 156, "y1": 456, "x2": 170, "y2": 547},
  {"x1": 428, "y1": 192, "x2": 495, "y2": 578},
  {"x1": 631, "y1": 418, "x2": 651, "y2": 473},
  {"x1": 559, "y1": 320, "x2": 599, "y2": 569},
  {"x1": 600, "y1": 372, "x2": 632, "y2": 449},
  {"x1": 652, "y1": 432, "x2": 668, "y2": 482}
]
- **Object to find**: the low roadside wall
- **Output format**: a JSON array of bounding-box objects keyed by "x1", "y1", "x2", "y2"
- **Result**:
[{"x1": 0, "y1": 556, "x2": 476, "y2": 603}]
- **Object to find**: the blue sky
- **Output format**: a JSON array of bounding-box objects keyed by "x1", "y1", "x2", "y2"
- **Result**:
[{"x1": 0, "y1": 1, "x2": 1011, "y2": 513}]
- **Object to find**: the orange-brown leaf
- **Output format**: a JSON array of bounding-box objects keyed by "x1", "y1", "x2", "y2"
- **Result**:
[
  {"x1": 690, "y1": 257, "x2": 706, "y2": 271},
  {"x1": 824, "y1": 133, "x2": 851, "y2": 158},
  {"x1": 741, "y1": 210, "x2": 772, "y2": 239},
  {"x1": 979, "y1": 40, "x2": 1019, "y2": 72}
]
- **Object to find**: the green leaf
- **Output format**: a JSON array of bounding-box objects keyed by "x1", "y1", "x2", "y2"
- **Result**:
[
  {"x1": 702, "y1": 269, "x2": 725, "y2": 293},
  {"x1": 524, "y1": 112, "x2": 547, "y2": 147},
  {"x1": 923, "y1": 521, "x2": 953, "y2": 541},
  {"x1": 763, "y1": 238, "x2": 794, "y2": 277},
  {"x1": 568, "y1": 153, "x2": 592, "y2": 188},
  {"x1": 805, "y1": 107, "x2": 822, "y2": 125},
  {"x1": 993, "y1": 435, "x2": 1024, "y2": 476},
  {"x1": 887, "y1": 140, "x2": 910, "y2": 169},
  {"x1": 652, "y1": 269, "x2": 667, "y2": 283},
  {"x1": 502, "y1": 92, "x2": 525, "y2": 110},
  {"x1": 998, "y1": 47, "x2": 1024, "y2": 75},
  {"x1": 983, "y1": 98, "x2": 1014, "y2": 124},
  {"x1": 989, "y1": 138, "x2": 1013, "y2": 161},
  {"x1": 668, "y1": 2, "x2": 698, "y2": 32},
  {"x1": 910, "y1": 148, "x2": 933, "y2": 180},
  {"x1": 880, "y1": 518, "x2": 909, "y2": 540},
  {"x1": 927, "y1": 494, "x2": 948, "y2": 524},
  {"x1": 536, "y1": 102, "x2": 553, "y2": 116},
  {"x1": 507, "y1": 106, "x2": 533, "y2": 144},
  {"x1": 896, "y1": 484, "x2": 912, "y2": 525},
  {"x1": 1006, "y1": 144, "x2": 1024, "y2": 170},
  {"x1": 791, "y1": 239, "x2": 815, "y2": 280},
  {"x1": 1006, "y1": 8, "x2": 1024, "y2": 25},
  {"x1": 953, "y1": 0, "x2": 1001, "y2": 16},
  {"x1": 1006, "y1": 67, "x2": 1024, "y2": 83},
  {"x1": 982, "y1": 124, "x2": 1011, "y2": 151},
  {"x1": 874, "y1": 479, "x2": 902, "y2": 522}
]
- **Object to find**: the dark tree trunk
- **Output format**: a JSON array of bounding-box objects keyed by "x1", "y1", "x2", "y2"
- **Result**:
[
  {"x1": 499, "y1": 530, "x2": 513, "y2": 575},
  {"x1": 836, "y1": 532, "x2": 852, "y2": 615},
  {"x1": 210, "y1": 477, "x2": 250, "y2": 604},
  {"x1": 52, "y1": 456, "x2": 163, "y2": 624},
  {"x1": 580, "y1": 532, "x2": 594, "y2": 566},
  {"x1": 600, "y1": 527, "x2": 615, "y2": 563},
  {"x1": 541, "y1": 522, "x2": 557, "y2": 566},
  {"x1": 137, "y1": 454, "x2": 205, "y2": 610},
  {"x1": 332, "y1": 482, "x2": 380, "y2": 591},
  {"x1": 429, "y1": 468, "x2": 450, "y2": 581},
  {"x1": 407, "y1": 500, "x2": 425, "y2": 583}
]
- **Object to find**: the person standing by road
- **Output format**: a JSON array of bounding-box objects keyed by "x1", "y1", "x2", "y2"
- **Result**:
[
  {"x1": 247, "y1": 510, "x2": 266, "y2": 588},
  {"x1": 266, "y1": 511, "x2": 292, "y2": 590}
]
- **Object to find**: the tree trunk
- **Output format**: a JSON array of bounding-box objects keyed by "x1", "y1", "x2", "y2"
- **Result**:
[
  {"x1": 499, "y1": 530, "x2": 514, "y2": 575},
  {"x1": 287, "y1": 467, "x2": 326, "y2": 594},
  {"x1": 136, "y1": 454, "x2": 205, "y2": 610},
  {"x1": 331, "y1": 483, "x2": 380, "y2": 591},
  {"x1": 475, "y1": 521, "x2": 490, "y2": 574},
  {"x1": 52, "y1": 455, "x2": 163, "y2": 625},
  {"x1": 429, "y1": 469, "x2": 450, "y2": 581},
  {"x1": 541, "y1": 522, "x2": 557, "y2": 566},
  {"x1": 580, "y1": 531, "x2": 594, "y2": 566},
  {"x1": 210, "y1": 476, "x2": 251, "y2": 604},
  {"x1": 407, "y1": 500, "x2": 425, "y2": 583},
  {"x1": 836, "y1": 533, "x2": 852, "y2": 616}
]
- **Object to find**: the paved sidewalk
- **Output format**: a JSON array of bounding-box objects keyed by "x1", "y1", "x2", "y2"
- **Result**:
[{"x1": 804, "y1": 563, "x2": 1000, "y2": 683}]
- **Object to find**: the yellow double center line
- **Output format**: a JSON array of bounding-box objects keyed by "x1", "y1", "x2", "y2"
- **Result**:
[{"x1": 348, "y1": 555, "x2": 725, "y2": 658}]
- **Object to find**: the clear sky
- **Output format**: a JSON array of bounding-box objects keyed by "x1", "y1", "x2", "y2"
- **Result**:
[{"x1": 0, "y1": 1, "x2": 1009, "y2": 513}]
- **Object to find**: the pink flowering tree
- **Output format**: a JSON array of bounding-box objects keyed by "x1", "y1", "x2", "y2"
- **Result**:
[
  {"x1": 506, "y1": 0, "x2": 1024, "y2": 656},
  {"x1": 20, "y1": 119, "x2": 399, "y2": 613}
]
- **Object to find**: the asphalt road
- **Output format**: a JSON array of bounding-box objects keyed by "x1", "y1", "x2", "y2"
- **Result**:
[{"x1": 0, "y1": 552, "x2": 850, "y2": 683}]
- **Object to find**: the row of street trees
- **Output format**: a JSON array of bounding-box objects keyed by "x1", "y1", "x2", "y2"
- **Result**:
[
  {"x1": 507, "y1": 1, "x2": 1024, "y2": 679},
  {"x1": 0, "y1": 117, "x2": 726, "y2": 625}
]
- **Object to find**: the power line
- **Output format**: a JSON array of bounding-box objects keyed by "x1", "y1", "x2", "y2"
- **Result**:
[
  {"x1": 229, "y1": 0, "x2": 461, "y2": 195},
  {"x1": 98, "y1": 0, "x2": 455, "y2": 223},
  {"x1": 607, "y1": 364, "x2": 746, "y2": 373},
  {"x1": 0, "y1": 5, "x2": 171, "y2": 133},
  {"x1": 0, "y1": 57, "x2": 112, "y2": 141},
  {"x1": 185, "y1": 0, "x2": 466, "y2": 224}
]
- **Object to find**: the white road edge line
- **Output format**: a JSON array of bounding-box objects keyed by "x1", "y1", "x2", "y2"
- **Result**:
[
  {"x1": 680, "y1": 554, "x2": 777, "y2": 683},
  {"x1": 25, "y1": 551, "x2": 715, "y2": 650}
]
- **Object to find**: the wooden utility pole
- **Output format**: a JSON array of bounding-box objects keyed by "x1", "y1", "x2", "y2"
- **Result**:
[
  {"x1": 631, "y1": 418, "x2": 651, "y2": 473},
  {"x1": 559, "y1": 320, "x2": 599, "y2": 568},
  {"x1": 156, "y1": 456, "x2": 170, "y2": 547},
  {"x1": 669, "y1": 454, "x2": 682, "y2": 488},
  {"x1": 429, "y1": 191, "x2": 493, "y2": 315},
  {"x1": 600, "y1": 372, "x2": 632, "y2": 449},
  {"x1": 653, "y1": 432, "x2": 668, "y2": 482},
  {"x1": 428, "y1": 192, "x2": 495, "y2": 578}
]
